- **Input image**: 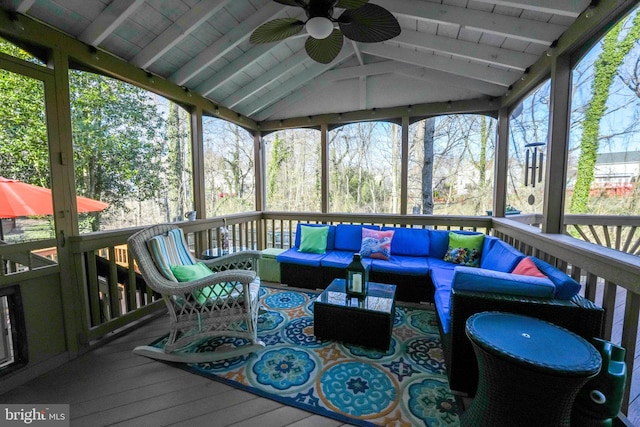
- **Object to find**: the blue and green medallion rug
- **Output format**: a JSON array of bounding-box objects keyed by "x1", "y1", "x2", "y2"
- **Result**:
[{"x1": 152, "y1": 286, "x2": 461, "y2": 427}]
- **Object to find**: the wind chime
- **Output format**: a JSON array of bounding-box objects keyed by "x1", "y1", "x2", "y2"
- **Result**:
[{"x1": 524, "y1": 141, "x2": 545, "y2": 205}]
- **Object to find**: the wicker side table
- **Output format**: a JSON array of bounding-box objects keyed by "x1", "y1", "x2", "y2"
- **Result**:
[{"x1": 461, "y1": 312, "x2": 602, "y2": 427}]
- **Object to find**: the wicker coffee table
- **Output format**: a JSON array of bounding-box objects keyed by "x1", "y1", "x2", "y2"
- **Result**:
[
  {"x1": 313, "y1": 278, "x2": 396, "y2": 351},
  {"x1": 461, "y1": 311, "x2": 602, "y2": 427}
]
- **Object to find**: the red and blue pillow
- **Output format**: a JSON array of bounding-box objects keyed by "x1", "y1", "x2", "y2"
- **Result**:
[{"x1": 360, "y1": 228, "x2": 395, "y2": 260}]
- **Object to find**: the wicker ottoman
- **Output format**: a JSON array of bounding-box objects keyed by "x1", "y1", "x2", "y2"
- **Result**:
[{"x1": 461, "y1": 312, "x2": 602, "y2": 427}]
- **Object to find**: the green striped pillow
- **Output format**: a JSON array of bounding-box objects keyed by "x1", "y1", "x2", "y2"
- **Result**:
[{"x1": 146, "y1": 228, "x2": 196, "y2": 281}]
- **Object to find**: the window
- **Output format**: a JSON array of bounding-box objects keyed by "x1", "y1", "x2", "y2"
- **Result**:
[
  {"x1": 507, "y1": 81, "x2": 551, "y2": 215},
  {"x1": 409, "y1": 115, "x2": 496, "y2": 215},
  {"x1": 567, "y1": 7, "x2": 640, "y2": 216},
  {"x1": 264, "y1": 128, "x2": 321, "y2": 212},
  {"x1": 203, "y1": 117, "x2": 255, "y2": 216},
  {"x1": 328, "y1": 122, "x2": 401, "y2": 213},
  {"x1": 69, "y1": 71, "x2": 173, "y2": 231}
]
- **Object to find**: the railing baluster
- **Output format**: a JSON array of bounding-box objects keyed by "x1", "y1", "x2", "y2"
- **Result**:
[
  {"x1": 622, "y1": 226, "x2": 636, "y2": 253},
  {"x1": 588, "y1": 225, "x2": 603, "y2": 246},
  {"x1": 621, "y1": 291, "x2": 640, "y2": 414},
  {"x1": 585, "y1": 272, "x2": 598, "y2": 303},
  {"x1": 127, "y1": 254, "x2": 137, "y2": 312},
  {"x1": 602, "y1": 280, "x2": 617, "y2": 341},
  {"x1": 108, "y1": 247, "x2": 121, "y2": 319},
  {"x1": 85, "y1": 250, "x2": 101, "y2": 327},
  {"x1": 603, "y1": 225, "x2": 612, "y2": 248}
]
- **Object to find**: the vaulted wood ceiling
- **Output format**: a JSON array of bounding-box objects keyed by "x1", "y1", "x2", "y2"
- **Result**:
[{"x1": 3, "y1": 0, "x2": 593, "y2": 122}]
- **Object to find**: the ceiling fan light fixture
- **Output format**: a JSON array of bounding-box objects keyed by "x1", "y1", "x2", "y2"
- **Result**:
[{"x1": 306, "y1": 17, "x2": 334, "y2": 39}]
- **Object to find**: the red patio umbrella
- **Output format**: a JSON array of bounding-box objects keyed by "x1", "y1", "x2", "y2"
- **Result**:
[{"x1": 0, "y1": 176, "x2": 109, "y2": 218}]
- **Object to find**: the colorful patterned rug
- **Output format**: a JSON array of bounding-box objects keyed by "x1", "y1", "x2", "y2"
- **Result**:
[{"x1": 152, "y1": 286, "x2": 461, "y2": 426}]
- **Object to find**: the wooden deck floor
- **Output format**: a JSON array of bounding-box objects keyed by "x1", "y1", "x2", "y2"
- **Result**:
[
  {"x1": 0, "y1": 316, "x2": 353, "y2": 427},
  {"x1": 1, "y1": 284, "x2": 639, "y2": 426}
]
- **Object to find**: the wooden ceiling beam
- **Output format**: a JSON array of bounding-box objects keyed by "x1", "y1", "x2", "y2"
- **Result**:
[
  {"x1": 471, "y1": 0, "x2": 588, "y2": 18},
  {"x1": 171, "y1": 2, "x2": 284, "y2": 86},
  {"x1": 360, "y1": 43, "x2": 518, "y2": 87},
  {"x1": 376, "y1": 0, "x2": 566, "y2": 44},
  {"x1": 239, "y1": 47, "x2": 354, "y2": 117},
  {"x1": 317, "y1": 61, "x2": 418, "y2": 81},
  {"x1": 14, "y1": 0, "x2": 36, "y2": 13},
  {"x1": 222, "y1": 49, "x2": 311, "y2": 108},
  {"x1": 393, "y1": 29, "x2": 539, "y2": 71},
  {"x1": 79, "y1": 0, "x2": 145, "y2": 47},
  {"x1": 131, "y1": 0, "x2": 230, "y2": 70}
]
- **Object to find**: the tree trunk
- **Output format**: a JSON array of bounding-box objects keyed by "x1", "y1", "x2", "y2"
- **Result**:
[{"x1": 422, "y1": 118, "x2": 435, "y2": 214}]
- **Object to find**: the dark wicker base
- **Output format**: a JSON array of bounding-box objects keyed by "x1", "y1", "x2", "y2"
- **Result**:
[
  {"x1": 461, "y1": 343, "x2": 594, "y2": 427},
  {"x1": 444, "y1": 289, "x2": 604, "y2": 396}
]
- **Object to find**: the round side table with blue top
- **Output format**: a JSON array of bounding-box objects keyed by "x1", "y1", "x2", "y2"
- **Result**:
[{"x1": 461, "y1": 311, "x2": 602, "y2": 427}]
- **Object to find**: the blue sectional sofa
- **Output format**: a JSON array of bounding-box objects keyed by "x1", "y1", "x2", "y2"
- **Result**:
[{"x1": 277, "y1": 222, "x2": 604, "y2": 395}]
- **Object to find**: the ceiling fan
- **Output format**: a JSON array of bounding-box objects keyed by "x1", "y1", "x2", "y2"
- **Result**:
[{"x1": 250, "y1": 0, "x2": 401, "y2": 64}]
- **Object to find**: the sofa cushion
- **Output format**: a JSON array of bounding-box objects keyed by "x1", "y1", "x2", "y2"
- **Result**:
[
  {"x1": 276, "y1": 248, "x2": 326, "y2": 267},
  {"x1": 299, "y1": 225, "x2": 329, "y2": 254},
  {"x1": 368, "y1": 255, "x2": 429, "y2": 276},
  {"x1": 360, "y1": 228, "x2": 394, "y2": 260},
  {"x1": 444, "y1": 232, "x2": 485, "y2": 267},
  {"x1": 434, "y1": 287, "x2": 452, "y2": 334},
  {"x1": 383, "y1": 226, "x2": 430, "y2": 257},
  {"x1": 512, "y1": 257, "x2": 546, "y2": 278},
  {"x1": 480, "y1": 239, "x2": 524, "y2": 272},
  {"x1": 452, "y1": 266, "x2": 556, "y2": 299},
  {"x1": 429, "y1": 258, "x2": 457, "y2": 292},
  {"x1": 294, "y1": 223, "x2": 336, "y2": 250},
  {"x1": 530, "y1": 257, "x2": 581, "y2": 300},
  {"x1": 320, "y1": 250, "x2": 373, "y2": 269},
  {"x1": 334, "y1": 224, "x2": 380, "y2": 252}
]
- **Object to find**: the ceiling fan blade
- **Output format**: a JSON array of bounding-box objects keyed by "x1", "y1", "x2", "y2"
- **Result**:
[
  {"x1": 273, "y1": 0, "x2": 306, "y2": 7},
  {"x1": 250, "y1": 18, "x2": 305, "y2": 44},
  {"x1": 305, "y1": 30, "x2": 344, "y2": 64},
  {"x1": 338, "y1": 3, "x2": 400, "y2": 43},
  {"x1": 336, "y1": 0, "x2": 368, "y2": 9}
]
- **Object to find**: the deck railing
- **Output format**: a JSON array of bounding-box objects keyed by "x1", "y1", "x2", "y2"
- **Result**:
[
  {"x1": 2, "y1": 212, "x2": 640, "y2": 422},
  {"x1": 492, "y1": 217, "x2": 640, "y2": 418}
]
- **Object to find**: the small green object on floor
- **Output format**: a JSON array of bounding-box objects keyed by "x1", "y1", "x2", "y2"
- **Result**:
[{"x1": 259, "y1": 248, "x2": 286, "y2": 282}]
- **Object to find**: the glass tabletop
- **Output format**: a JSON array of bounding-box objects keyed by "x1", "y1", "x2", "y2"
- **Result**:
[{"x1": 315, "y1": 278, "x2": 396, "y2": 314}]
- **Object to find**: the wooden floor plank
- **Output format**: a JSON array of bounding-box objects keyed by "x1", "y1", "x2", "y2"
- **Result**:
[
  {"x1": 228, "y1": 406, "x2": 313, "y2": 427},
  {"x1": 0, "y1": 317, "x2": 353, "y2": 426},
  {"x1": 166, "y1": 397, "x2": 283, "y2": 427}
]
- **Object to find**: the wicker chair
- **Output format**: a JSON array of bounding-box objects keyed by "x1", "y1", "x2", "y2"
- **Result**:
[{"x1": 128, "y1": 224, "x2": 264, "y2": 363}]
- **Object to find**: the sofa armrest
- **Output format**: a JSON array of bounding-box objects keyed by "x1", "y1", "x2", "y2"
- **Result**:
[
  {"x1": 452, "y1": 266, "x2": 556, "y2": 299},
  {"x1": 443, "y1": 288, "x2": 603, "y2": 396}
]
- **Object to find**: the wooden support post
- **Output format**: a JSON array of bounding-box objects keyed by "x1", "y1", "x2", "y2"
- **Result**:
[
  {"x1": 48, "y1": 50, "x2": 84, "y2": 354},
  {"x1": 493, "y1": 108, "x2": 509, "y2": 218},
  {"x1": 543, "y1": 55, "x2": 571, "y2": 234},
  {"x1": 321, "y1": 123, "x2": 329, "y2": 213},
  {"x1": 254, "y1": 131, "x2": 266, "y2": 249},
  {"x1": 400, "y1": 116, "x2": 409, "y2": 216}
]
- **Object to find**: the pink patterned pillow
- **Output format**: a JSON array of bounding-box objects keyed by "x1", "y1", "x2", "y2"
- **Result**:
[{"x1": 360, "y1": 228, "x2": 394, "y2": 260}]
